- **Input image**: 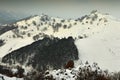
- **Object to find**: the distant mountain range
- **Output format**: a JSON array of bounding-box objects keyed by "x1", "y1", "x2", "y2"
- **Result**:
[{"x1": 0, "y1": 10, "x2": 27, "y2": 25}]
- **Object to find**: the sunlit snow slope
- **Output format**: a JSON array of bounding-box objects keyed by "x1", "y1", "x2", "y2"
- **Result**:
[{"x1": 75, "y1": 19, "x2": 120, "y2": 72}]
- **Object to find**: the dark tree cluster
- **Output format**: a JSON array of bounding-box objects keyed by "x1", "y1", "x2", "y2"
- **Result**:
[
  {"x1": 0, "y1": 65, "x2": 24, "y2": 78},
  {"x1": 0, "y1": 39, "x2": 5, "y2": 47},
  {"x1": 2, "y1": 37, "x2": 79, "y2": 72},
  {"x1": 40, "y1": 15, "x2": 50, "y2": 22},
  {"x1": 52, "y1": 23, "x2": 62, "y2": 32},
  {"x1": 32, "y1": 21, "x2": 37, "y2": 25}
]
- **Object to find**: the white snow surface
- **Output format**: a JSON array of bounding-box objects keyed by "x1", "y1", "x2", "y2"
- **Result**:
[{"x1": 75, "y1": 20, "x2": 120, "y2": 72}]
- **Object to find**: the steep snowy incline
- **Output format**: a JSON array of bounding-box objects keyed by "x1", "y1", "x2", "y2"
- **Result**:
[{"x1": 75, "y1": 19, "x2": 120, "y2": 72}]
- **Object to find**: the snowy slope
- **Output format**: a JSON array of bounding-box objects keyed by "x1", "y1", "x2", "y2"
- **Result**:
[
  {"x1": 0, "y1": 11, "x2": 110, "y2": 57},
  {"x1": 75, "y1": 19, "x2": 120, "y2": 72}
]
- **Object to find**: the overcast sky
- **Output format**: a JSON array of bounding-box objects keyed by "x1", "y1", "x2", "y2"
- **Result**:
[{"x1": 0, "y1": 0, "x2": 120, "y2": 19}]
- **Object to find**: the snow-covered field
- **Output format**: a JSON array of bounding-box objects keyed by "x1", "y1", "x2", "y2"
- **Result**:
[{"x1": 75, "y1": 20, "x2": 120, "y2": 72}]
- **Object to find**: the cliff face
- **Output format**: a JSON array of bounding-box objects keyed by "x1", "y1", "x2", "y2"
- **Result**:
[{"x1": 2, "y1": 37, "x2": 79, "y2": 71}]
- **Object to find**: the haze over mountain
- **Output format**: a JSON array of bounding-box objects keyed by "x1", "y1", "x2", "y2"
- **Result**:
[
  {"x1": 0, "y1": 0, "x2": 120, "y2": 19},
  {"x1": 0, "y1": 10, "x2": 24, "y2": 25}
]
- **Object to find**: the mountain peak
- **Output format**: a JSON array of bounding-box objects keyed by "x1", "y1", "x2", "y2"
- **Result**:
[
  {"x1": 90, "y1": 10, "x2": 109, "y2": 15},
  {"x1": 88, "y1": 10, "x2": 109, "y2": 20}
]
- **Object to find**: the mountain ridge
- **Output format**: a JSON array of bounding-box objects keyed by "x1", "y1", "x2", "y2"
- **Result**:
[{"x1": 0, "y1": 10, "x2": 113, "y2": 58}]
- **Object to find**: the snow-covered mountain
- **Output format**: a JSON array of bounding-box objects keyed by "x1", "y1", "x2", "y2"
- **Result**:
[
  {"x1": 0, "y1": 10, "x2": 120, "y2": 74},
  {"x1": 0, "y1": 10, "x2": 109, "y2": 57}
]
